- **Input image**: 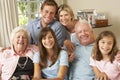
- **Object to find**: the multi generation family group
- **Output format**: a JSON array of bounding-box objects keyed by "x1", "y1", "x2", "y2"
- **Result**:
[{"x1": 0, "y1": 0, "x2": 120, "y2": 80}]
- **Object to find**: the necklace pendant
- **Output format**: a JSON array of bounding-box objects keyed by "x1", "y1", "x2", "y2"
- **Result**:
[
  {"x1": 17, "y1": 57, "x2": 28, "y2": 69},
  {"x1": 21, "y1": 64, "x2": 24, "y2": 68}
]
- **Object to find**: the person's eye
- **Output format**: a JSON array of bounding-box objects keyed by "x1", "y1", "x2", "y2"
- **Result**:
[
  {"x1": 45, "y1": 10, "x2": 48, "y2": 13},
  {"x1": 101, "y1": 41, "x2": 105, "y2": 44},
  {"x1": 65, "y1": 14, "x2": 68, "y2": 16},
  {"x1": 50, "y1": 12, "x2": 54, "y2": 15},
  {"x1": 23, "y1": 36, "x2": 27, "y2": 39},
  {"x1": 59, "y1": 15, "x2": 63, "y2": 17},
  {"x1": 84, "y1": 30, "x2": 89, "y2": 32},
  {"x1": 49, "y1": 36, "x2": 53, "y2": 39},
  {"x1": 17, "y1": 36, "x2": 20, "y2": 38},
  {"x1": 108, "y1": 42, "x2": 113, "y2": 45},
  {"x1": 43, "y1": 37, "x2": 46, "y2": 40}
]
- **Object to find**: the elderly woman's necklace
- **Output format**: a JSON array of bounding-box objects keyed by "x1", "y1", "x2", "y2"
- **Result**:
[{"x1": 17, "y1": 56, "x2": 28, "y2": 69}]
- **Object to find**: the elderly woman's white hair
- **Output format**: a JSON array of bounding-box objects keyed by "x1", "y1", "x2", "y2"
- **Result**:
[{"x1": 10, "y1": 25, "x2": 30, "y2": 44}]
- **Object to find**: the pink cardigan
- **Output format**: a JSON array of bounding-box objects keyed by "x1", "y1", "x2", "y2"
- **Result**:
[{"x1": 0, "y1": 45, "x2": 38, "y2": 80}]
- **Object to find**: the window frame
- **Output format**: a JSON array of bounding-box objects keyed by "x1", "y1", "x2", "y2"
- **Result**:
[{"x1": 16, "y1": 0, "x2": 44, "y2": 25}]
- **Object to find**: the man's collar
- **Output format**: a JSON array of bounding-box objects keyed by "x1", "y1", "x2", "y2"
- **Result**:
[{"x1": 37, "y1": 18, "x2": 56, "y2": 29}]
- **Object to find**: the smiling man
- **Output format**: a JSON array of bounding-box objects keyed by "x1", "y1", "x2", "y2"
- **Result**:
[
  {"x1": 26, "y1": 0, "x2": 68, "y2": 47},
  {"x1": 69, "y1": 20, "x2": 95, "y2": 80}
]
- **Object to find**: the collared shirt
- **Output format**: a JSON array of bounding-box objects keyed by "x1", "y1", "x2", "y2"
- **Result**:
[
  {"x1": 90, "y1": 55, "x2": 120, "y2": 80},
  {"x1": 69, "y1": 34, "x2": 95, "y2": 80},
  {"x1": 26, "y1": 18, "x2": 68, "y2": 47},
  {"x1": 0, "y1": 45, "x2": 38, "y2": 80},
  {"x1": 33, "y1": 50, "x2": 69, "y2": 78}
]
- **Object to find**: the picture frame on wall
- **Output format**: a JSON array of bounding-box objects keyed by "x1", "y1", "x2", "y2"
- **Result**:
[{"x1": 77, "y1": 9, "x2": 95, "y2": 24}]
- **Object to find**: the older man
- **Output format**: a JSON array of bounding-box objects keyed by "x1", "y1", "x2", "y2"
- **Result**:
[{"x1": 69, "y1": 20, "x2": 95, "y2": 80}]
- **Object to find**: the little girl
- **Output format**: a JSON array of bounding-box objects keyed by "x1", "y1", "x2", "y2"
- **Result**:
[{"x1": 90, "y1": 31, "x2": 120, "y2": 80}]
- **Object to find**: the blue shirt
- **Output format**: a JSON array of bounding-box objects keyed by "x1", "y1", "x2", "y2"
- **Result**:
[
  {"x1": 33, "y1": 50, "x2": 68, "y2": 78},
  {"x1": 69, "y1": 34, "x2": 95, "y2": 80},
  {"x1": 26, "y1": 18, "x2": 68, "y2": 47}
]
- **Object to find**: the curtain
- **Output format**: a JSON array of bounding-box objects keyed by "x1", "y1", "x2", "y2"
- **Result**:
[{"x1": 0, "y1": 0, "x2": 18, "y2": 47}]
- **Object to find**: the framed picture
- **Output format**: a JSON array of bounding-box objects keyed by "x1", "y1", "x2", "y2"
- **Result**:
[
  {"x1": 77, "y1": 11, "x2": 86, "y2": 20},
  {"x1": 77, "y1": 9, "x2": 95, "y2": 24}
]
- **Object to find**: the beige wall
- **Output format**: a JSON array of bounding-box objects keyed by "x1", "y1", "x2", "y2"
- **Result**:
[
  {"x1": 55, "y1": 0, "x2": 67, "y2": 6},
  {"x1": 67, "y1": 0, "x2": 120, "y2": 47}
]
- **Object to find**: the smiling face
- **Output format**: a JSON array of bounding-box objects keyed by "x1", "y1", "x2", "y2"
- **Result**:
[
  {"x1": 42, "y1": 31, "x2": 55, "y2": 49},
  {"x1": 75, "y1": 21, "x2": 95, "y2": 45},
  {"x1": 13, "y1": 30, "x2": 28, "y2": 52},
  {"x1": 41, "y1": 5, "x2": 56, "y2": 26},
  {"x1": 99, "y1": 36, "x2": 114, "y2": 56},
  {"x1": 59, "y1": 10, "x2": 72, "y2": 26}
]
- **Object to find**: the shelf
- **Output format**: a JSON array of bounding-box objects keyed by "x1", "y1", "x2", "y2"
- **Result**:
[{"x1": 92, "y1": 24, "x2": 112, "y2": 28}]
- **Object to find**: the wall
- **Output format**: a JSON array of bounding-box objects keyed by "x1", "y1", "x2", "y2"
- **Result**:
[
  {"x1": 67, "y1": 0, "x2": 120, "y2": 47},
  {"x1": 55, "y1": 0, "x2": 67, "y2": 6}
]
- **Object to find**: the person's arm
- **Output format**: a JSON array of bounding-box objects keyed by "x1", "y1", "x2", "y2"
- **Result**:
[
  {"x1": 93, "y1": 66, "x2": 109, "y2": 80},
  {"x1": 0, "y1": 47, "x2": 11, "y2": 52},
  {"x1": 56, "y1": 65, "x2": 68, "y2": 80},
  {"x1": 90, "y1": 57, "x2": 109, "y2": 80},
  {"x1": 64, "y1": 33, "x2": 77, "y2": 62},
  {"x1": 52, "y1": 21, "x2": 68, "y2": 47},
  {"x1": 115, "y1": 50, "x2": 120, "y2": 62},
  {"x1": 53, "y1": 21, "x2": 76, "y2": 53},
  {"x1": 32, "y1": 63, "x2": 41, "y2": 80},
  {"x1": 64, "y1": 40, "x2": 75, "y2": 53},
  {"x1": 33, "y1": 65, "x2": 67, "y2": 80},
  {"x1": 38, "y1": 66, "x2": 67, "y2": 80},
  {"x1": 115, "y1": 51, "x2": 120, "y2": 69},
  {"x1": 32, "y1": 52, "x2": 41, "y2": 80},
  {"x1": 0, "y1": 47, "x2": 3, "y2": 52}
]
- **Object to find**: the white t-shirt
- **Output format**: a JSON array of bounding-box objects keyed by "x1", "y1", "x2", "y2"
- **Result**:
[{"x1": 33, "y1": 50, "x2": 68, "y2": 78}]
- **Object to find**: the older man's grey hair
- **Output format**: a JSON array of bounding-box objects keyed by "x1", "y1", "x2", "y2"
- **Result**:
[
  {"x1": 10, "y1": 25, "x2": 30, "y2": 44},
  {"x1": 75, "y1": 19, "x2": 93, "y2": 30}
]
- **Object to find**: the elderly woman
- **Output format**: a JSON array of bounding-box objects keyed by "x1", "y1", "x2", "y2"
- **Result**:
[{"x1": 0, "y1": 26, "x2": 38, "y2": 80}]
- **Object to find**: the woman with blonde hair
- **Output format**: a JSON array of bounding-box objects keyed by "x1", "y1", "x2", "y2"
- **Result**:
[{"x1": 58, "y1": 4, "x2": 78, "y2": 61}]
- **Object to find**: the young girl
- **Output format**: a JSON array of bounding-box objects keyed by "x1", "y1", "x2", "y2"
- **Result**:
[
  {"x1": 32, "y1": 27, "x2": 68, "y2": 80},
  {"x1": 90, "y1": 31, "x2": 120, "y2": 80}
]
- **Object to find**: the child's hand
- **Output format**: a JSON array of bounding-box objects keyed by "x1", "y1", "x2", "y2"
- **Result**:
[
  {"x1": 96, "y1": 72, "x2": 109, "y2": 80},
  {"x1": 115, "y1": 51, "x2": 120, "y2": 62}
]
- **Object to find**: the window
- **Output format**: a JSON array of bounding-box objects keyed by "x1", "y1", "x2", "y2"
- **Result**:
[{"x1": 16, "y1": 0, "x2": 44, "y2": 25}]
